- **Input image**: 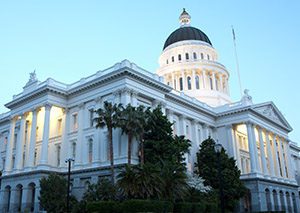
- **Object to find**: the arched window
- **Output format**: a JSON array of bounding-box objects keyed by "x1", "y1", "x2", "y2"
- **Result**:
[
  {"x1": 273, "y1": 190, "x2": 279, "y2": 211},
  {"x1": 178, "y1": 54, "x2": 182, "y2": 61},
  {"x1": 292, "y1": 193, "x2": 297, "y2": 212},
  {"x1": 187, "y1": 76, "x2": 192, "y2": 90},
  {"x1": 201, "y1": 53, "x2": 204, "y2": 59},
  {"x1": 28, "y1": 183, "x2": 36, "y2": 212},
  {"x1": 4, "y1": 185, "x2": 11, "y2": 212},
  {"x1": 209, "y1": 77, "x2": 213, "y2": 90},
  {"x1": 195, "y1": 75, "x2": 200, "y2": 89},
  {"x1": 88, "y1": 139, "x2": 93, "y2": 163},
  {"x1": 171, "y1": 56, "x2": 174, "y2": 62},
  {"x1": 193, "y1": 52, "x2": 197, "y2": 59},
  {"x1": 286, "y1": 192, "x2": 292, "y2": 212},
  {"x1": 185, "y1": 53, "x2": 189, "y2": 60},
  {"x1": 207, "y1": 54, "x2": 210, "y2": 60},
  {"x1": 16, "y1": 184, "x2": 23, "y2": 212},
  {"x1": 179, "y1": 77, "x2": 183, "y2": 91}
]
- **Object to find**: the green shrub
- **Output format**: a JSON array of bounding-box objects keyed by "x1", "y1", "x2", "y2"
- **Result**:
[
  {"x1": 86, "y1": 201, "x2": 121, "y2": 213},
  {"x1": 174, "y1": 202, "x2": 206, "y2": 213},
  {"x1": 205, "y1": 202, "x2": 218, "y2": 213},
  {"x1": 121, "y1": 199, "x2": 173, "y2": 213}
]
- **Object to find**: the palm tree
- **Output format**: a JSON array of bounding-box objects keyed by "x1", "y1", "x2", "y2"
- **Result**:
[
  {"x1": 94, "y1": 101, "x2": 122, "y2": 183},
  {"x1": 119, "y1": 104, "x2": 144, "y2": 165}
]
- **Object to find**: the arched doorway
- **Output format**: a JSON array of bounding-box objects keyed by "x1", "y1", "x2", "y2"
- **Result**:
[
  {"x1": 265, "y1": 188, "x2": 272, "y2": 211},
  {"x1": 243, "y1": 189, "x2": 251, "y2": 212},
  {"x1": 273, "y1": 190, "x2": 279, "y2": 211},
  {"x1": 15, "y1": 184, "x2": 23, "y2": 212},
  {"x1": 279, "y1": 191, "x2": 285, "y2": 211},
  {"x1": 27, "y1": 183, "x2": 36, "y2": 212},
  {"x1": 3, "y1": 185, "x2": 11, "y2": 212},
  {"x1": 286, "y1": 192, "x2": 292, "y2": 212}
]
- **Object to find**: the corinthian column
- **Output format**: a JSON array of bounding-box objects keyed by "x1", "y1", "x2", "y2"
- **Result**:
[
  {"x1": 4, "y1": 116, "x2": 17, "y2": 172},
  {"x1": 40, "y1": 104, "x2": 52, "y2": 165},
  {"x1": 246, "y1": 122, "x2": 258, "y2": 173},
  {"x1": 265, "y1": 130, "x2": 275, "y2": 176},
  {"x1": 15, "y1": 113, "x2": 27, "y2": 170},
  {"x1": 257, "y1": 126, "x2": 268, "y2": 174},
  {"x1": 27, "y1": 108, "x2": 38, "y2": 167}
]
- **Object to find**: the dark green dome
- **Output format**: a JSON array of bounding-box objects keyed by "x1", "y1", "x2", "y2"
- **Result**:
[{"x1": 163, "y1": 26, "x2": 212, "y2": 50}]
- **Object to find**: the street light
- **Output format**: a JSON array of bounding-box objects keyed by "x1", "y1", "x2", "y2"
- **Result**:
[
  {"x1": 65, "y1": 158, "x2": 74, "y2": 213},
  {"x1": 214, "y1": 143, "x2": 225, "y2": 213}
]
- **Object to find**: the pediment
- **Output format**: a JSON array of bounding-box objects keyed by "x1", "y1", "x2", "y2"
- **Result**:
[{"x1": 252, "y1": 102, "x2": 292, "y2": 130}]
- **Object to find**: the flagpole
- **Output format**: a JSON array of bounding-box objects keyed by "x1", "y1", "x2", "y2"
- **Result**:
[{"x1": 232, "y1": 26, "x2": 243, "y2": 98}]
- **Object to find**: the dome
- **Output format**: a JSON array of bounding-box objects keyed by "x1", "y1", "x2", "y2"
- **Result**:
[{"x1": 163, "y1": 26, "x2": 212, "y2": 50}]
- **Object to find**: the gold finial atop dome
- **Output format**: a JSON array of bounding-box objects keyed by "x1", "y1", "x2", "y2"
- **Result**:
[{"x1": 179, "y1": 8, "x2": 191, "y2": 27}]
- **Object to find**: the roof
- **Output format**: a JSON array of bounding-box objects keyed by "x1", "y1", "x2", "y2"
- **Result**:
[{"x1": 163, "y1": 26, "x2": 212, "y2": 50}]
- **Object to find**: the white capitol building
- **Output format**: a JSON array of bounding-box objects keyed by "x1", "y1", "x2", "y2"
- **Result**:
[{"x1": 0, "y1": 9, "x2": 300, "y2": 212}]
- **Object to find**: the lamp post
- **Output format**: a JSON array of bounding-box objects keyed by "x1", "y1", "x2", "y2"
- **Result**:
[
  {"x1": 214, "y1": 143, "x2": 225, "y2": 213},
  {"x1": 65, "y1": 158, "x2": 74, "y2": 213}
]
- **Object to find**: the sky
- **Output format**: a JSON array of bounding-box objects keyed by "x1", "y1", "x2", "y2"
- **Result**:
[{"x1": 0, "y1": 1, "x2": 300, "y2": 142}]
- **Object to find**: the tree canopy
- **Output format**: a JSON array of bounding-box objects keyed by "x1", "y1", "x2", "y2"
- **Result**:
[{"x1": 195, "y1": 137, "x2": 246, "y2": 211}]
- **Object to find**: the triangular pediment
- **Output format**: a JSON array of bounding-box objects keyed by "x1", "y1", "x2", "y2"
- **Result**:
[{"x1": 252, "y1": 102, "x2": 292, "y2": 130}]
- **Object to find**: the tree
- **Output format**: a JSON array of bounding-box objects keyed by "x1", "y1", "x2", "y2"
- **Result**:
[
  {"x1": 119, "y1": 104, "x2": 144, "y2": 165},
  {"x1": 195, "y1": 137, "x2": 246, "y2": 211},
  {"x1": 94, "y1": 101, "x2": 122, "y2": 183},
  {"x1": 39, "y1": 173, "x2": 77, "y2": 213},
  {"x1": 82, "y1": 178, "x2": 117, "y2": 202},
  {"x1": 117, "y1": 164, "x2": 163, "y2": 199}
]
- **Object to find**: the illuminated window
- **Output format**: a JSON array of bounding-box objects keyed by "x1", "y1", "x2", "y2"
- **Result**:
[
  {"x1": 179, "y1": 77, "x2": 183, "y2": 91},
  {"x1": 185, "y1": 53, "x2": 189, "y2": 60},
  {"x1": 178, "y1": 54, "x2": 182, "y2": 61},
  {"x1": 187, "y1": 76, "x2": 192, "y2": 90},
  {"x1": 195, "y1": 75, "x2": 200, "y2": 89},
  {"x1": 193, "y1": 52, "x2": 197, "y2": 59}
]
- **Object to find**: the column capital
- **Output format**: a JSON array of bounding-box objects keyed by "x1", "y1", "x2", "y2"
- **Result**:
[
  {"x1": 95, "y1": 96, "x2": 102, "y2": 103},
  {"x1": 78, "y1": 102, "x2": 85, "y2": 109},
  {"x1": 62, "y1": 107, "x2": 70, "y2": 115},
  {"x1": 43, "y1": 103, "x2": 52, "y2": 110}
]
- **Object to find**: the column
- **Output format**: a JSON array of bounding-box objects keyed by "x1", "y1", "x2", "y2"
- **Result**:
[
  {"x1": 272, "y1": 134, "x2": 280, "y2": 177},
  {"x1": 220, "y1": 75, "x2": 224, "y2": 92},
  {"x1": 131, "y1": 91, "x2": 138, "y2": 107},
  {"x1": 4, "y1": 117, "x2": 16, "y2": 172},
  {"x1": 251, "y1": 125, "x2": 261, "y2": 172},
  {"x1": 181, "y1": 70, "x2": 185, "y2": 90},
  {"x1": 226, "y1": 125, "x2": 235, "y2": 158},
  {"x1": 258, "y1": 127, "x2": 268, "y2": 174},
  {"x1": 192, "y1": 70, "x2": 195, "y2": 90},
  {"x1": 40, "y1": 104, "x2": 52, "y2": 165},
  {"x1": 202, "y1": 124, "x2": 209, "y2": 140},
  {"x1": 278, "y1": 137, "x2": 287, "y2": 178},
  {"x1": 121, "y1": 88, "x2": 131, "y2": 106},
  {"x1": 233, "y1": 125, "x2": 242, "y2": 169},
  {"x1": 171, "y1": 73, "x2": 175, "y2": 89},
  {"x1": 246, "y1": 122, "x2": 258, "y2": 173},
  {"x1": 265, "y1": 130, "x2": 275, "y2": 176},
  {"x1": 75, "y1": 103, "x2": 84, "y2": 166},
  {"x1": 202, "y1": 70, "x2": 207, "y2": 89},
  {"x1": 212, "y1": 72, "x2": 216, "y2": 90},
  {"x1": 59, "y1": 108, "x2": 69, "y2": 167},
  {"x1": 15, "y1": 113, "x2": 26, "y2": 170},
  {"x1": 27, "y1": 109, "x2": 38, "y2": 168},
  {"x1": 284, "y1": 140, "x2": 294, "y2": 179}
]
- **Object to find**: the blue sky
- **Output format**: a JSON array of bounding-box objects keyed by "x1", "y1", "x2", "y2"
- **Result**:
[{"x1": 1, "y1": 1, "x2": 300, "y2": 142}]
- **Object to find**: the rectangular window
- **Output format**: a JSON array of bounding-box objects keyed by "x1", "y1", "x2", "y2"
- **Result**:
[
  {"x1": 12, "y1": 156, "x2": 15, "y2": 169},
  {"x1": 34, "y1": 149, "x2": 37, "y2": 166},
  {"x1": 89, "y1": 109, "x2": 94, "y2": 128},
  {"x1": 13, "y1": 133, "x2": 17, "y2": 149},
  {"x1": 72, "y1": 142, "x2": 76, "y2": 160},
  {"x1": 57, "y1": 118, "x2": 63, "y2": 135},
  {"x1": 88, "y1": 140, "x2": 93, "y2": 163},
  {"x1": 72, "y1": 113, "x2": 78, "y2": 130}
]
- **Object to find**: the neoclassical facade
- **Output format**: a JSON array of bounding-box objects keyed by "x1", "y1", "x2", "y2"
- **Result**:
[{"x1": 0, "y1": 9, "x2": 300, "y2": 213}]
